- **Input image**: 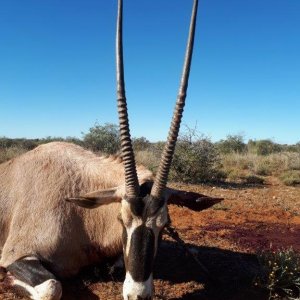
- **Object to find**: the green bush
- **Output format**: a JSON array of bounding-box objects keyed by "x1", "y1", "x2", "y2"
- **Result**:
[
  {"x1": 284, "y1": 142, "x2": 300, "y2": 153},
  {"x1": 255, "y1": 248, "x2": 300, "y2": 300},
  {"x1": 217, "y1": 134, "x2": 247, "y2": 154},
  {"x1": 0, "y1": 137, "x2": 39, "y2": 150},
  {"x1": 82, "y1": 123, "x2": 120, "y2": 154},
  {"x1": 169, "y1": 130, "x2": 224, "y2": 183},
  {"x1": 248, "y1": 139, "x2": 282, "y2": 156},
  {"x1": 132, "y1": 137, "x2": 151, "y2": 151}
]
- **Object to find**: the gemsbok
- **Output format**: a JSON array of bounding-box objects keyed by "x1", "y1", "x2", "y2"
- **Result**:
[{"x1": 0, "y1": 0, "x2": 200, "y2": 299}]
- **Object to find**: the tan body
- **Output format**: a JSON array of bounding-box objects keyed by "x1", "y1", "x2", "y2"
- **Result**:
[{"x1": 0, "y1": 142, "x2": 153, "y2": 277}]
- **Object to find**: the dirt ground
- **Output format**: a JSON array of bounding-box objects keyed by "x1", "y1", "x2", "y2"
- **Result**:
[{"x1": 1, "y1": 177, "x2": 299, "y2": 300}]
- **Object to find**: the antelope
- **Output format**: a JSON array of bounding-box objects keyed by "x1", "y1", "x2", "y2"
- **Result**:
[{"x1": 0, "y1": 0, "x2": 199, "y2": 299}]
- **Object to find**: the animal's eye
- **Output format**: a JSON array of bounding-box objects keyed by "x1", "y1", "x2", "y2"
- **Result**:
[{"x1": 117, "y1": 213, "x2": 123, "y2": 224}]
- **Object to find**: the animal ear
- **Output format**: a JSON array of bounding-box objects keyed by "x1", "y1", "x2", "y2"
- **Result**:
[
  {"x1": 65, "y1": 187, "x2": 122, "y2": 209},
  {"x1": 164, "y1": 187, "x2": 223, "y2": 212}
]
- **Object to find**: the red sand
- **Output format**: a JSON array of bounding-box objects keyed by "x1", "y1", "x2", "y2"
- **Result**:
[{"x1": 1, "y1": 177, "x2": 299, "y2": 299}]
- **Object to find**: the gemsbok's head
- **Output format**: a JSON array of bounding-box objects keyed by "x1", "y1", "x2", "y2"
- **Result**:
[
  {"x1": 116, "y1": 0, "x2": 198, "y2": 299},
  {"x1": 70, "y1": 0, "x2": 198, "y2": 299}
]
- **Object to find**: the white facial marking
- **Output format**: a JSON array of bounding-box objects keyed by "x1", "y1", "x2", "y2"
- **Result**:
[
  {"x1": 34, "y1": 279, "x2": 62, "y2": 300},
  {"x1": 123, "y1": 272, "x2": 153, "y2": 300},
  {"x1": 11, "y1": 278, "x2": 38, "y2": 299},
  {"x1": 121, "y1": 200, "x2": 143, "y2": 256},
  {"x1": 23, "y1": 256, "x2": 39, "y2": 261},
  {"x1": 12, "y1": 278, "x2": 62, "y2": 300}
]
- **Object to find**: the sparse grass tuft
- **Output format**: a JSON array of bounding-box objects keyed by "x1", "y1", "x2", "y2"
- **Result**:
[
  {"x1": 254, "y1": 248, "x2": 300, "y2": 300},
  {"x1": 212, "y1": 203, "x2": 230, "y2": 211},
  {"x1": 279, "y1": 170, "x2": 300, "y2": 186}
]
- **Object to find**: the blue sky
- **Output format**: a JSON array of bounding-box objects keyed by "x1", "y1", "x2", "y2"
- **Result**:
[{"x1": 0, "y1": 0, "x2": 299, "y2": 144}]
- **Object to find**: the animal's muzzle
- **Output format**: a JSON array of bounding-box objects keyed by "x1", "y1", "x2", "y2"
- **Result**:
[{"x1": 127, "y1": 296, "x2": 152, "y2": 300}]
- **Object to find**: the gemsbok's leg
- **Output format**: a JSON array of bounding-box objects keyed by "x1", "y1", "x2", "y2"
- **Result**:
[{"x1": 6, "y1": 256, "x2": 62, "y2": 300}]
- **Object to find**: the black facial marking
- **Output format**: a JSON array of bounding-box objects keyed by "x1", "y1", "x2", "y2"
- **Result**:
[
  {"x1": 139, "y1": 181, "x2": 153, "y2": 198},
  {"x1": 128, "y1": 225, "x2": 155, "y2": 282},
  {"x1": 128, "y1": 199, "x2": 144, "y2": 217},
  {"x1": 144, "y1": 196, "x2": 165, "y2": 217},
  {"x1": 7, "y1": 257, "x2": 56, "y2": 287}
]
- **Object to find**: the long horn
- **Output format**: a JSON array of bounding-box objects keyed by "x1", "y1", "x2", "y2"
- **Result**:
[
  {"x1": 151, "y1": 0, "x2": 198, "y2": 199},
  {"x1": 116, "y1": 0, "x2": 139, "y2": 199}
]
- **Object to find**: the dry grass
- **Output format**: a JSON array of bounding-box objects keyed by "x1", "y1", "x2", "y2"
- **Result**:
[
  {"x1": 279, "y1": 170, "x2": 300, "y2": 186},
  {"x1": 0, "y1": 147, "x2": 27, "y2": 164},
  {"x1": 135, "y1": 150, "x2": 160, "y2": 174},
  {"x1": 221, "y1": 152, "x2": 300, "y2": 185}
]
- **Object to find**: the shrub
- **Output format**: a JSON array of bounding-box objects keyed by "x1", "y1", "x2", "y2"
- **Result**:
[
  {"x1": 255, "y1": 248, "x2": 300, "y2": 300},
  {"x1": 220, "y1": 153, "x2": 254, "y2": 181},
  {"x1": 254, "y1": 158, "x2": 274, "y2": 176},
  {"x1": 0, "y1": 147, "x2": 27, "y2": 164},
  {"x1": 284, "y1": 142, "x2": 300, "y2": 153},
  {"x1": 279, "y1": 170, "x2": 300, "y2": 186},
  {"x1": 135, "y1": 150, "x2": 160, "y2": 174},
  {"x1": 217, "y1": 134, "x2": 247, "y2": 154},
  {"x1": 169, "y1": 130, "x2": 223, "y2": 183},
  {"x1": 132, "y1": 137, "x2": 151, "y2": 151},
  {"x1": 252, "y1": 153, "x2": 295, "y2": 176},
  {"x1": 38, "y1": 136, "x2": 83, "y2": 147},
  {"x1": 285, "y1": 152, "x2": 300, "y2": 171},
  {"x1": 248, "y1": 139, "x2": 282, "y2": 156},
  {"x1": 226, "y1": 169, "x2": 245, "y2": 182},
  {"x1": 0, "y1": 137, "x2": 39, "y2": 150},
  {"x1": 82, "y1": 123, "x2": 120, "y2": 154}
]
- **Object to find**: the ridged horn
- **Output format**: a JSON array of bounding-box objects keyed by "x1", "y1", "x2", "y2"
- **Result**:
[
  {"x1": 116, "y1": 0, "x2": 139, "y2": 199},
  {"x1": 151, "y1": 0, "x2": 198, "y2": 199}
]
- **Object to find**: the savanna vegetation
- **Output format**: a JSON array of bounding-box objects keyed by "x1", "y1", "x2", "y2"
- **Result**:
[{"x1": 1, "y1": 124, "x2": 300, "y2": 187}]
